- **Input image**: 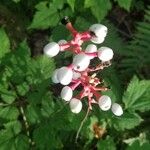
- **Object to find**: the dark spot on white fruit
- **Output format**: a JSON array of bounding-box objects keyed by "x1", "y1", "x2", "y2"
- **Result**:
[
  {"x1": 77, "y1": 66, "x2": 80, "y2": 69},
  {"x1": 90, "y1": 31, "x2": 97, "y2": 37}
]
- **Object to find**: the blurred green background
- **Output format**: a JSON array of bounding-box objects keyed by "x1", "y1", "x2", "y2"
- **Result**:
[{"x1": 0, "y1": 0, "x2": 150, "y2": 149}]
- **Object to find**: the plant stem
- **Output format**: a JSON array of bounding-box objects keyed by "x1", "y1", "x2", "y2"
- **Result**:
[
  {"x1": 75, "y1": 107, "x2": 90, "y2": 143},
  {"x1": 20, "y1": 106, "x2": 34, "y2": 147}
]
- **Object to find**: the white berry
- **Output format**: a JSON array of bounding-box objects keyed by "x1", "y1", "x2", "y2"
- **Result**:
[
  {"x1": 73, "y1": 71, "x2": 81, "y2": 80},
  {"x1": 57, "y1": 67, "x2": 73, "y2": 85},
  {"x1": 58, "y1": 39, "x2": 67, "y2": 45},
  {"x1": 98, "y1": 47, "x2": 114, "y2": 62},
  {"x1": 69, "y1": 98, "x2": 82, "y2": 114},
  {"x1": 43, "y1": 42, "x2": 60, "y2": 57},
  {"x1": 61, "y1": 86, "x2": 73, "y2": 101},
  {"x1": 111, "y1": 103, "x2": 123, "y2": 116},
  {"x1": 51, "y1": 69, "x2": 59, "y2": 83},
  {"x1": 98, "y1": 95, "x2": 111, "y2": 111},
  {"x1": 85, "y1": 44, "x2": 97, "y2": 59},
  {"x1": 73, "y1": 53, "x2": 90, "y2": 71},
  {"x1": 90, "y1": 36, "x2": 105, "y2": 44},
  {"x1": 89, "y1": 24, "x2": 107, "y2": 38},
  {"x1": 85, "y1": 44, "x2": 97, "y2": 53}
]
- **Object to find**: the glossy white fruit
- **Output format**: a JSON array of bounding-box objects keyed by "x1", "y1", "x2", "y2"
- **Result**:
[
  {"x1": 90, "y1": 36, "x2": 105, "y2": 44},
  {"x1": 98, "y1": 47, "x2": 114, "y2": 62},
  {"x1": 61, "y1": 86, "x2": 73, "y2": 101},
  {"x1": 85, "y1": 44, "x2": 97, "y2": 53},
  {"x1": 98, "y1": 95, "x2": 111, "y2": 111},
  {"x1": 51, "y1": 69, "x2": 59, "y2": 83},
  {"x1": 73, "y1": 53, "x2": 90, "y2": 71},
  {"x1": 69, "y1": 98, "x2": 82, "y2": 114},
  {"x1": 73, "y1": 71, "x2": 81, "y2": 80},
  {"x1": 57, "y1": 67, "x2": 73, "y2": 85},
  {"x1": 89, "y1": 24, "x2": 107, "y2": 38},
  {"x1": 111, "y1": 103, "x2": 123, "y2": 116},
  {"x1": 58, "y1": 39, "x2": 67, "y2": 45},
  {"x1": 43, "y1": 42, "x2": 60, "y2": 57},
  {"x1": 85, "y1": 44, "x2": 97, "y2": 59}
]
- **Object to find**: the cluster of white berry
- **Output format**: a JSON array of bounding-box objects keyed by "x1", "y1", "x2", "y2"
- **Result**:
[{"x1": 43, "y1": 17, "x2": 123, "y2": 116}]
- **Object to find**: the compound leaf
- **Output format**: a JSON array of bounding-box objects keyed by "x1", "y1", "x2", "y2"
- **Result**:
[
  {"x1": 29, "y1": 2, "x2": 59, "y2": 29},
  {"x1": 97, "y1": 136, "x2": 116, "y2": 150},
  {"x1": 112, "y1": 112, "x2": 143, "y2": 131},
  {"x1": 116, "y1": 0, "x2": 133, "y2": 11},
  {"x1": 123, "y1": 76, "x2": 150, "y2": 112}
]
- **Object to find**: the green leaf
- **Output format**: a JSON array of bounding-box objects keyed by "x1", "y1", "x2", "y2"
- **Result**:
[
  {"x1": 116, "y1": 0, "x2": 132, "y2": 11},
  {"x1": 33, "y1": 121, "x2": 63, "y2": 150},
  {"x1": 15, "y1": 135, "x2": 30, "y2": 150},
  {"x1": 15, "y1": 40, "x2": 31, "y2": 57},
  {"x1": 51, "y1": 25, "x2": 70, "y2": 41},
  {"x1": 16, "y1": 82, "x2": 29, "y2": 96},
  {"x1": 0, "y1": 28, "x2": 10, "y2": 59},
  {"x1": 1, "y1": 90, "x2": 16, "y2": 104},
  {"x1": 67, "y1": 0, "x2": 75, "y2": 11},
  {"x1": 119, "y1": 7, "x2": 150, "y2": 78},
  {"x1": 124, "y1": 133, "x2": 147, "y2": 146},
  {"x1": 112, "y1": 112, "x2": 143, "y2": 131},
  {"x1": 84, "y1": 0, "x2": 94, "y2": 8},
  {"x1": 27, "y1": 91, "x2": 44, "y2": 104},
  {"x1": 61, "y1": 7, "x2": 74, "y2": 18},
  {"x1": 0, "y1": 106, "x2": 19, "y2": 121},
  {"x1": 2, "y1": 41, "x2": 31, "y2": 85},
  {"x1": 85, "y1": 0, "x2": 112, "y2": 22},
  {"x1": 102, "y1": 66, "x2": 123, "y2": 101},
  {"x1": 123, "y1": 76, "x2": 150, "y2": 112},
  {"x1": 0, "y1": 130, "x2": 14, "y2": 145},
  {"x1": 0, "y1": 121, "x2": 21, "y2": 149},
  {"x1": 29, "y1": 55, "x2": 55, "y2": 84},
  {"x1": 29, "y1": 2, "x2": 59, "y2": 29},
  {"x1": 4, "y1": 120, "x2": 22, "y2": 135},
  {"x1": 52, "y1": 0, "x2": 66, "y2": 9},
  {"x1": 126, "y1": 140, "x2": 150, "y2": 150},
  {"x1": 41, "y1": 92, "x2": 55, "y2": 118},
  {"x1": 12, "y1": 0, "x2": 20, "y2": 3},
  {"x1": 0, "y1": 133, "x2": 29, "y2": 150},
  {"x1": 26, "y1": 55, "x2": 55, "y2": 86},
  {"x1": 0, "y1": 138, "x2": 16, "y2": 150},
  {"x1": 26, "y1": 104, "x2": 42, "y2": 124},
  {"x1": 97, "y1": 136, "x2": 116, "y2": 150},
  {"x1": 74, "y1": 17, "x2": 91, "y2": 31},
  {"x1": 103, "y1": 20, "x2": 125, "y2": 54}
]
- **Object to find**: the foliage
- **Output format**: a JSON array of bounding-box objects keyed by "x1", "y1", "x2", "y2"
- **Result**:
[
  {"x1": 119, "y1": 6, "x2": 150, "y2": 79},
  {"x1": 0, "y1": 0, "x2": 149, "y2": 149}
]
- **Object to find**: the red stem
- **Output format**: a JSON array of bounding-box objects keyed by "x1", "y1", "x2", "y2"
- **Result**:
[
  {"x1": 66, "y1": 23, "x2": 78, "y2": 37},
  {"x1": 75, "y1": 89, "x2": 85, "y2": 99},
  {"x1": 67, "y1": 64, "x2": 74, "y2": 70},
  {"x1": 80, "y1": 31, "x2": 92, "y2": 41},
  {"x1": 90, "y1": 88, "x2": 101, "y2": 101},
  {"x1": 70, "y1": 81, "x2": 81, "y2": 90},
  {"x1": 84, "y1": 52, "x2": 97, "y2": 57},
  {"x1": 59, "y1": 43, "x2": 71, "y2": 51},
  {"x1": 93, "y1": 87, "x2": 108, "y2": 91},
  {"x1": 88, "y1": 95, "x2": 93, "y2": 110}
]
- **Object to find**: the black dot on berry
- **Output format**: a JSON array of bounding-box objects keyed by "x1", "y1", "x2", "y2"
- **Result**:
[
  {"x1": 89, "y1": 31, "x2": 96, "y2": 37},
  {"x1": 77, "y1": 66, "x2": 80, "y2": 69}
]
